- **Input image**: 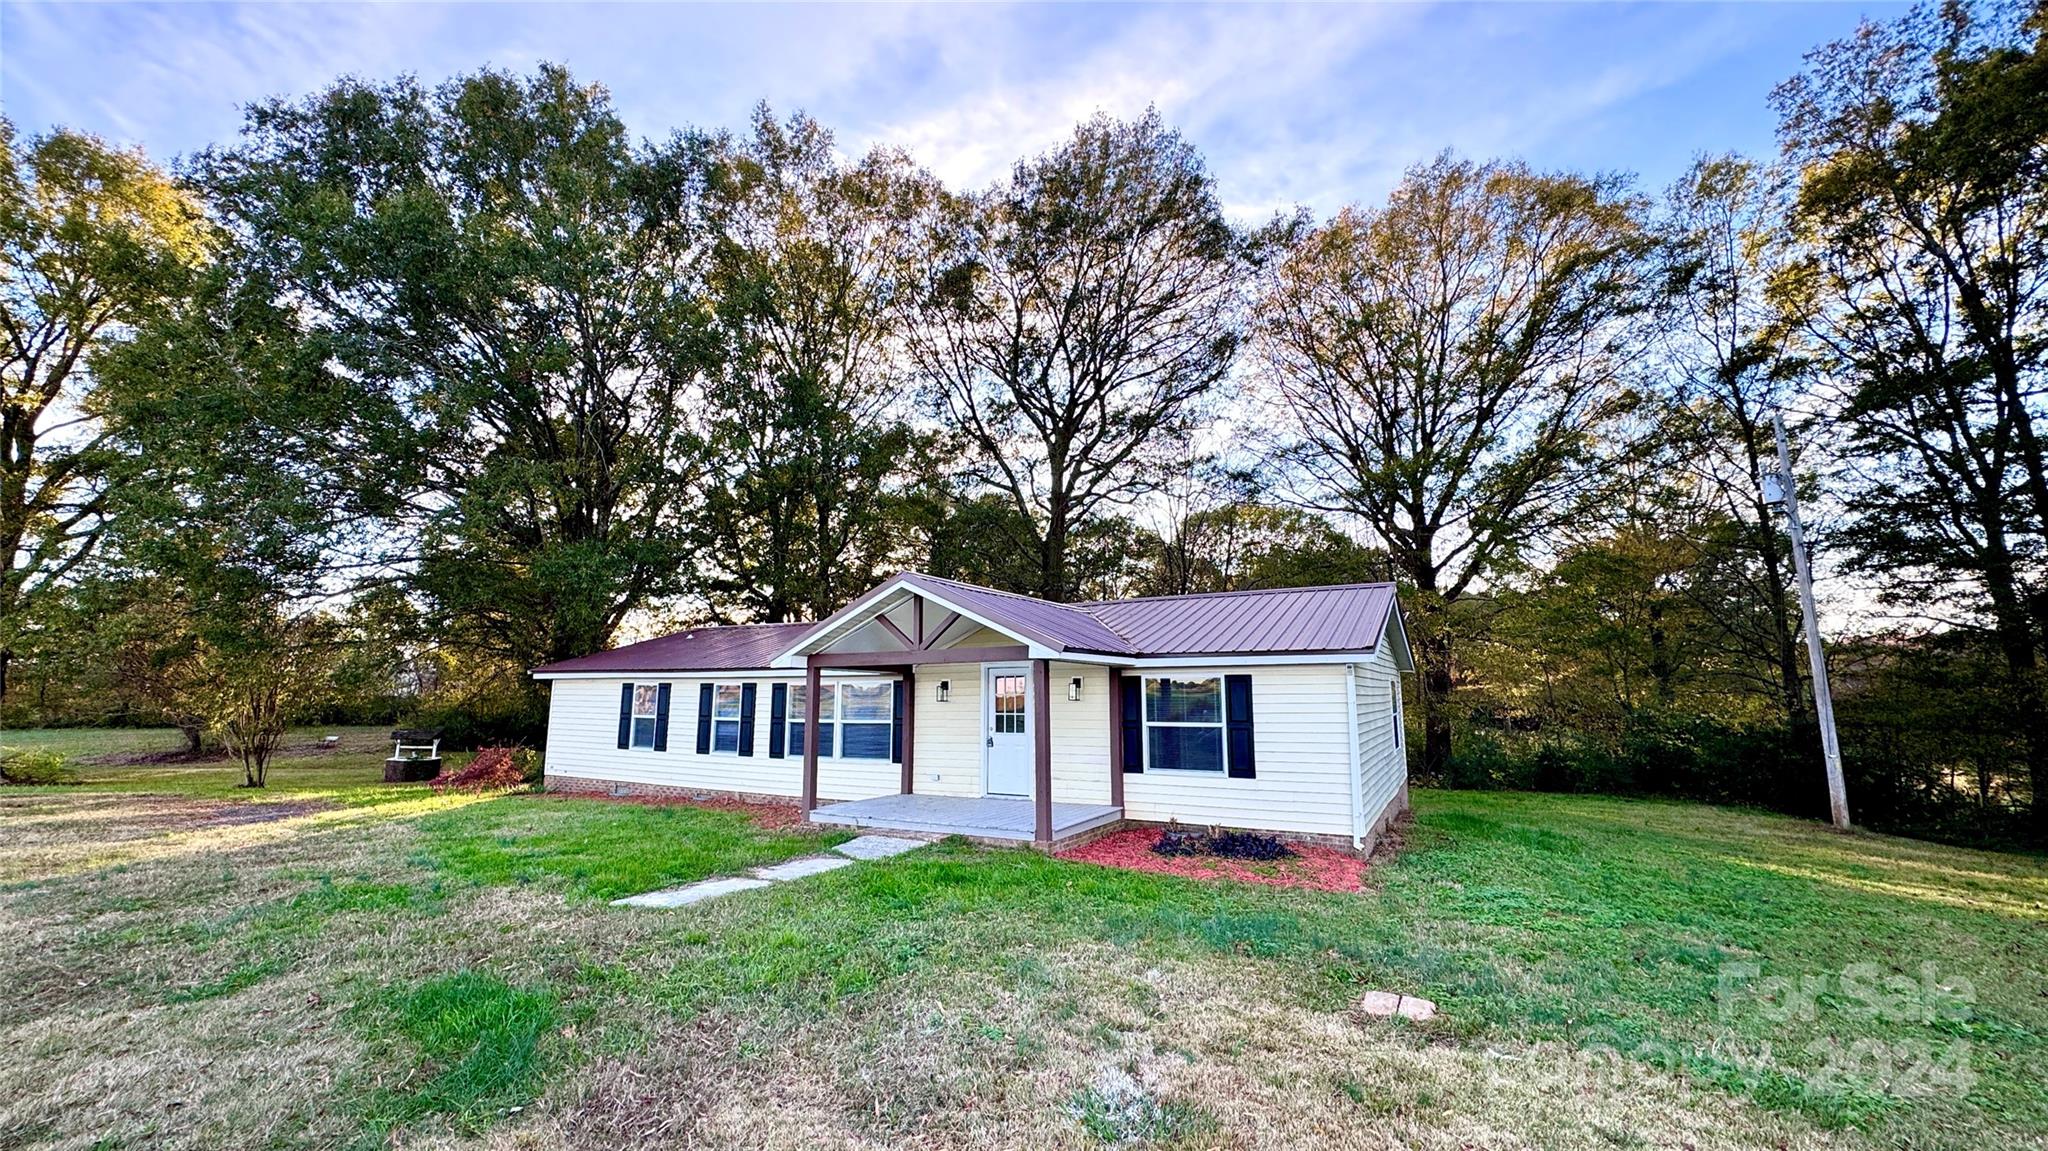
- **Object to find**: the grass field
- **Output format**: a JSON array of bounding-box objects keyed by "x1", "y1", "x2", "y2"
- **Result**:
[{"x1": 2, "y1": 729, "x2": 2045, "y2": 1149}]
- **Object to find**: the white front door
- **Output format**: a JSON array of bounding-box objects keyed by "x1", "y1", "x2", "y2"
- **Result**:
[{"x1": 984, "y1": 666, "x2": 1033, "y2": 797}]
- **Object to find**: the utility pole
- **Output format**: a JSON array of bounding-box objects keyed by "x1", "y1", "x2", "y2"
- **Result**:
[{"x1": 1765, "y1": 411, "x2": 1850, "y2": 829}]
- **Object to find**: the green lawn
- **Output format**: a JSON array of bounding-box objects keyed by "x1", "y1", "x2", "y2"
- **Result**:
[{"x1": 1, "y1": 729, "x2": 2043, "y2": 1149}]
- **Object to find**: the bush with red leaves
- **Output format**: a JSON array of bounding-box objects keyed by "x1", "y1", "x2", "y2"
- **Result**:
[{"x1": 430, "y1": 747, "x2": 531, "y2": 792}]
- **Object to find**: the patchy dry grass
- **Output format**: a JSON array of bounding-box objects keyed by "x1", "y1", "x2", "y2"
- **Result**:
[{"x1": 2, "y1": 737, "x2": 2044, "y2": 1150}]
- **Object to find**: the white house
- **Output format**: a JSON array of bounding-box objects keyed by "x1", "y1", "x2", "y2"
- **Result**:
[{"x1": 534, "y1": 572, "x2": 1414, "y2": 851}]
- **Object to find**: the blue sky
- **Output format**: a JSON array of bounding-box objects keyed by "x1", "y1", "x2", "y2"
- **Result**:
[{"x1": 3, "y1": 2, "x2": 1902, "y2": 217}]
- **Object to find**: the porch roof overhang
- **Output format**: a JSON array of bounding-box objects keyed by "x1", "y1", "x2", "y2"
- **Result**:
[{"x1": 768, "y1": 572, "x2": 1126, "y2": 668}]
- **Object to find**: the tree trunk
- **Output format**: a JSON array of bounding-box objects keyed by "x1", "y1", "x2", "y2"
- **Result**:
[
  {"x1": 1648, "y1": 599, "x2": 1675, "y2": 707},
  {"x1": 1040, "y1": 502, "x2": 1071, "y2": 603},
  {"x1": 1411, "y1": 601, "x2": 1455, "y2": 780}
]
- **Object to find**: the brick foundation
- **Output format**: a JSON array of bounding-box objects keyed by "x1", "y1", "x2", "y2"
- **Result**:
[{"x1": 544, "y1": 774, "x2": 802, "y2": 809}]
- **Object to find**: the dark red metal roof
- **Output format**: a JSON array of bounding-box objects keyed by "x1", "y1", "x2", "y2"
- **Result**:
[
  {"x1": 1080, "y1": 583, "x2": 1398, "y2": 656},
  {"x1": 532, "y1": 622, "x2": 817, "y2": 675},
  {"x1": 896, "y1": 573, "x2": 1138, "y2": 655},
  {"x1": 533, "y1": 575, "x2": 1400, "y2": 675}
]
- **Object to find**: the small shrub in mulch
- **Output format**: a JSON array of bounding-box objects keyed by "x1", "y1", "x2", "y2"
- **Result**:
[
  {"x1": 1151, "y1": 826, "x2": 1297, "y2": 861},
  {"x1": 1063, "y1": 826, "x2": 1367, "y2": 892},
  {"x1": 429, "y1": 747, "x2": 532, "y2": 792}
]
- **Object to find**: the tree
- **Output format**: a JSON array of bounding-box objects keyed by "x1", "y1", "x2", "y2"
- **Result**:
[
  {"x1": 0, "y1": 121, "x2": 207, "y2": 704},
  {"x1": 1137, "y1": 496, "x2": 1386, "y2": 598},
  {"x1": 1257, "y1": 154, "x2": 1647, "y2": 776},
  {"x1": 196, "y1": 66, "x2": 711, "y2": 688},
  {"x1": 907, "y1": 110, "x2": 1246, "y2": 602},
  {"x1": 1652, "y1": 154, "x2": 1814, "y2": 724},
  {"x1": 689, "y1": 108, "x2": 935, "y2": 621},
  {"x1": 1773, "y1": 0, "x2": 2048, "y2": 829},
  {"x1": 96, "y1": 260, "x2": 353, "y2": 785}
]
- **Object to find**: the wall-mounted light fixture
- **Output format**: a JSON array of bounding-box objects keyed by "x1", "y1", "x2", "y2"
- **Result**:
[
  {"x1": 1069, "y1": 676, "x2": 1083, "y2": 702},
  {"x1": 936, "y1": 680, "x2": 951, "y2": 702}
]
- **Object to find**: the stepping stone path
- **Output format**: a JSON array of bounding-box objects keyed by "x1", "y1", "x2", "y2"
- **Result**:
[
  {"x1": 610, "y1": 834, "x2": 928, "y2": 909},
  {"x1": 1355, "y1": 990, "x2": 1438, "y2": 1022}
]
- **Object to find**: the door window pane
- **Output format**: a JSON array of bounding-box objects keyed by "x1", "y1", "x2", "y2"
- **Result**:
[{"x1": 993, "y1": 674, "x2": 1025, "y2": 735}]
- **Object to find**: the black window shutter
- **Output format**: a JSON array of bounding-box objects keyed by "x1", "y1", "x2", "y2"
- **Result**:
[
  {"x1": 1225, "y1": 674, "x2": 1256, "y2": 778},
  {"x1": 1120, "y1": 674, "x2": 1143, "y2": 772},
  {"x1": 738, "y1": 683, "x2": 758, "y2": 756},
  {"x1": 695, "y1": 683, "x2": 713, "y2": 755},
  {"x1": 768, "y1": 684, "x2": 788, "y2": 759},
  {"x1": 617, "y1": 683, "x2": 634, "y2": 749},
  {"x1": 653, "y1": 683, "x2": 672, "y2": 751},
  {"x1": 890, "y1": 679, "x2": 905, "y2": 763}
]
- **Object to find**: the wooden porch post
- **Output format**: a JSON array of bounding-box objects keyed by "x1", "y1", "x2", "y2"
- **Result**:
[
  {"x1": 1032, "y1": 658, "x2": 1052, "y2": 847},
  {"x1": 801, "y1": 662, "x2": 821, "y2": 812},
  {"x1": 1107, "y1": 670, "x2": 1124, "y2": 808},
  {"x1": 900, "y1": 666, "x2": 916, "y2": 794}
]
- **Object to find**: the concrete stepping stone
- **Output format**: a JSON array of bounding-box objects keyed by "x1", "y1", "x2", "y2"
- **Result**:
[
  {"x1": 613, "y1": 836, "x2": 929, "y2": 910},
  {"x1": 612, "y1": 876, "x2": 771, "y2": 908},
  {"x1": 832, "y1": 835, "x2": 927, "y2": 860},
  {"x1": 751, "y1": 855, "x2": 855, "y2": 881},
  {"x1": 1356, "y1": 990, "x2": 1438, "y2": 1022}
]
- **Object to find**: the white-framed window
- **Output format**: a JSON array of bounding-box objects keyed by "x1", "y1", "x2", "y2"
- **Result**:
[
  {"x1": 789, "y1": 682, "x2": 835, "y2": 758},
  {"x1": 711, "y1": 683, "x2": 744, "y2": 753},
  {"x1": 838, "y1": 681, "x2": 893, "y2": 759},
  {"x1": 630, "y1": 684, "x2": 660, "y2": 750},
  {"x1": 1143, "y1": 675, "x2": 1224, "y2": 772}
]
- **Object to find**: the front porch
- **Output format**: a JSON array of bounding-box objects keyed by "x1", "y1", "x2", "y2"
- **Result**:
[{"x1": 809, "y1": 794, "x2": 1123, "y2": 847}]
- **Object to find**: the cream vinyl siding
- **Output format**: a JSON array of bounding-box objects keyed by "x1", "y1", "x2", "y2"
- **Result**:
[
  {"x1": 1050, "y1": 662, "x2": 1112, "y2": 805},
  {"x1": 543, "y1": 675, "x2": 796, "y2": 795},
  {"x1": 542, "y1": 673, "x2": 904, "y2": 801},
  {"x1": 1120, "y1": 664, "x2": 1356, "y2": 837},
  {"x1": 948, "y1": 624, "x2": 1018, "y2": 649},
  {"x1": 1351, "y1": 648, "x2": 1407, "y2": 832},
  {"x1": 908, "y1": 662, "x2": 984, "y2": 797}
]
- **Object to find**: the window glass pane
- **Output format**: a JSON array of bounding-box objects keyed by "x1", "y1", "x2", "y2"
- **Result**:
[
  {"x1": 840, "y1": 722, "x2": 890, "y2": 759},
  {"x1": 631, "y1": 716, "x2": 657, "y2": 749},
  {"x1": 713, "y1": 719, "x2": 739, "y2": 753},
  {"x1": 789, "y1": 720, "x2": 806, "y2": 756},
  {"x1": 633, "y1": 684, "x2": 660, "y2": 718},
  {"x1": 1149, "y1": 726, "x2": 1222, "y2": 771},
  {"x1": 1146, "y1": 677, "x2": 1221, "y2": 724},
  {"x1": 818, "y1": 684, "x2": 835, "y2": 721},
  {"x1": 714, "y1": 684, "x2": 742, "y2": 719},
  {"x1": 790, "y1": 685, "x2": 807, "y2": 722},
  {"x1": 839, "y1": 682, "x2": 891, "y2": 722},
  {"x1": 993, "y1": 674, "x2": 1025, "y2": 733}
]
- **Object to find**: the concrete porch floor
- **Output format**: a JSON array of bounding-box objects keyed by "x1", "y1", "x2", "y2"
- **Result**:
[{"x1": 808, "y1": 794, "x2": 1123, "y2": 846}]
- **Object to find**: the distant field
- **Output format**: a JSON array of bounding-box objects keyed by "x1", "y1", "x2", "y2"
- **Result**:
[
  {"x1": 0, "y1": 726, "x2": 423, "y2": 804},
  {"x1": 2, "y1": 734, "x2": 2044, "y2": 1149},
  {"x1": 1, "y1": 725, "x2": 392, "y2": 761}
]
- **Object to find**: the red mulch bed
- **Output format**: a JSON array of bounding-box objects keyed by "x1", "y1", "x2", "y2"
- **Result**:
[{"x1": 1059, "y1": 826, "x2": 1367, "y2": 892}]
